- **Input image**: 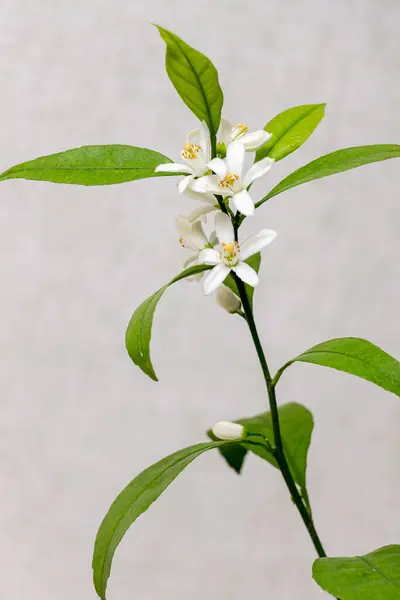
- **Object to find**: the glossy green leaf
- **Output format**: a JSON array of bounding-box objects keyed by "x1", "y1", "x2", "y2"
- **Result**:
[
  {"x1": 274, "y1": 337, "x2": 400, "y2": 397},
  {"x1": 313, "y1": 545, "x2": 400, "y2": 599},
  {"x1": 156, "y1": 26, "x2": 223, "y2": 138},
  {"x1": 93, "y1": 440, "x2": 236, "y2": 600},
  {"x1": 255, "y1": 103, "x2": 326, "y2": 162},
  {"x1": 0, "y1": 145, "x2": 175, "y2": 186},
  {"x1": 257, "y1": 144, "x2": 400, "y2": 206},
  {"x1": 223, "y1": 252, "x2": 261, "y2": 309},
  {"x1": 208, "y1": 402, "x2": 313, "y2": 488},
  {"x1": 126, "y1": 264, "x2": 212, "y2": 381}
]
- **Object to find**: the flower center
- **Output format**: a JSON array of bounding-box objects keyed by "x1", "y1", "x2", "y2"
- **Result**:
[
  {"x1": 221, "y1": 241, "x2": 240, "y2": 266},
  {"x1": 181, "y1": 143, "x2": 201, "y2": 160},
  {"x1": 232, "y1": 123, "x2": 248, "y2": 140},
  {"x1": 219, "y1": 172, "x2": 239, "y2": 190}
]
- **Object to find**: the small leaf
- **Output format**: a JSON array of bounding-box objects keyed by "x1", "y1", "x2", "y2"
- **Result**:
[
  {"x1": 92, "y1": 440, "x2": 235, "y2": 600},
  {"x1": 257, "y1": 144, "x2": 400, "y2": 206},
  {"x1": 125, "y1": 264, "x2": 212, "y2": 381},
  {"x1": 223, "y1": 253, "x2": 261, "y2": 308},
  {"x1": 0, "y1": 145, "x2": 175, "y2": 186},
  {"x1": 313, "y1": 545, "x2": 400, "y2": 600},
  {"x1": 208, "y1": 402, "x2": 313, "y2": 488},
  {"x1": 274, "y1": 337, "x2": 400, "y2": 397},
  {"x1": 156, "y1": 26, "x2": 223, "y2": 138},
  {"x1": 255, "y1": 104, "x2": 326, "y2": 162}
]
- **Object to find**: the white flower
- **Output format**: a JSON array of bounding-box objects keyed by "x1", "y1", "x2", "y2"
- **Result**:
[
  {"x1": 215, "y1": 286, "x2": 241, "y2": 314},
  {"x1": 176, "y1": 216, "x2": 210, "y2": 280},
  {"x1": 218, "y1": 118, "x2": 272, "y2": 152},
  {"x1": 155, "y1": 121, "x2": 215, "y2": 201},
  {"x1": 192, "y1": 144, "x2": 274, "y2": 216},
  {"x1": 212, "y1": 421, "x2": 245, "y2": 441},
  {"x1": 199, "y1": 212, "x2": 277, "y2": 296}
]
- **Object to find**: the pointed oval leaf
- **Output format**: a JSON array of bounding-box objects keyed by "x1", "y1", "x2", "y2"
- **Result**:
[
  {"x1": 0, "y1": 145, "x2": 174, "y2": 186},
  {"x1": 126, "y1": 264, "x2": 212, "y2": 381},
  {"x1": 93, "y1": 440, "x2": 235, "y2": 600},
  {"x1": 274, "y1": 337, "x2": 400, "y2": 397},
  {"x1": 208, "y1": 402, "x2": 313, "y2": 489},
  {"x1": 313, "y1": 545, "x2": 400, "y2": 600},
  {"x1": 257, "y1": 144, "x2": 400, "y2": 206},
  {"x1": 255, "y1": 103, "x2": 326, "y2": 162},
  {"x1": 156, "y1": 26, "x2": 223, "y2": 137}
]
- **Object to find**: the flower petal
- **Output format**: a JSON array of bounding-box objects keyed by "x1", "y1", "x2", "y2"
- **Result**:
[
  {"x1": 238, "y1": 130, "x2": 272, "y2": 151},
  {"x1": 218, "y1": 118, "x2": 233, "y2": 145},
  {"x1": 231, "y1": 189, "x2": 255, "y2": 216},
  {"x1": 232, "y1": 262, "x2": 259, "y2": 287},
  {"x1": 199, "y1": 121, "x2": 211, "y2": 163},
  {"x1": 183, "y1": 254, "x2": 198, "y2": 268},
  {"x1": 199, "y1": 248, "x2": 220, "y2": 265},
  {"x1": 178, "y1": 174, "x2": 194, "y2": 194},
  {"x1": 243, "y1": 156, "x2": 275, "y2": 187},
  {"x1": 208, "y1": 158, "x2": 228, "y2": 179},
  {"x1": 240, "y1": 229, "x2": 278, "y2": 260},
  {"x1": 155, "y1": 162, "x2": 193, "y2": 174},
  {"x1": 215, "y1": 212, "x2": 235, "y2": 244},
  {"x1": 187, "y1": 128, "x2": 200, "y2": 143},
  {"x1": 183, "y1": 185, "x2": 217, "y2": 204},
  {"x1": 203, "y1": 263, "x2": 231, "y2": 295},
  {"x1": 190, "y1": 221, "x2": 209, "y2": 249},
  {"x1": 187, "y1": 205, "x2": 216, "y2": 223},
  {"x1": 191, "y1": 175, "x2": 222, "y2": 195},
  {"x1": 226, "y1": 143, "x2": 245, "y2": 178}
]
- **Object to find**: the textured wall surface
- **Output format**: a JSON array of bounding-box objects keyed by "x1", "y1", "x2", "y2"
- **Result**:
[{"x1": 1, "y1": 1, "x2": 399, "y2": 598}]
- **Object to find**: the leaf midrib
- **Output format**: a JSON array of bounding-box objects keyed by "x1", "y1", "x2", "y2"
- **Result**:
[
  {"x1": 298, "y1": 348, "x2": 399, "y2": 388},
  {"x1": 95, "y1": 442, "x2": 228, "y2": 595},
  {"x1": 266, "y1": 105, "x2": 321, "y2": 156},
  {"x1": 170, "y1": 35, "x2": 215, "y2": 135},
  {"x1": 359, "y1": 555, "x2": 400, "y2": 588}
]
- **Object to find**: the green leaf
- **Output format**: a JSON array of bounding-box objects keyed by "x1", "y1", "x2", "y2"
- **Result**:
[
  {"x1": 92, "y1": 440, "x2": 236, "y2": 600},
  {"x1": 0, "y1": 145, "x2": 175, "y2": 186},
  {"x1": 255, "y1": 104, "x2": 326, "y2": 162},
  {"x1": 223, "y1": 253, "x2": 261, "y2": 309},
  {"x1": 208, "y1": 402, "x2": 313, "y2": 488},
  {"x1": 125, "y1": 264, "x2": 212, "y2": 381},
  {"x1": 274, "y1": 337, "x2": 400, "y2": 398},
  {"x1": 156, "y1": 26, "x2": 223, "y2": 138},
  {"x1": 313, "y1": 545, "x2": 400, "y2": 600},
  {"x1": 257, "y1": 144, "x2": 400, "y2": 206}
]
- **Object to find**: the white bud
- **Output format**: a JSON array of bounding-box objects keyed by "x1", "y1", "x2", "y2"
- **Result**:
[
  {"x1": 212, "y1": 421, "x2": 245, "y2": 441},
  {"x1": 215, "y1": 286, "x2": 241, "y2": 314}
]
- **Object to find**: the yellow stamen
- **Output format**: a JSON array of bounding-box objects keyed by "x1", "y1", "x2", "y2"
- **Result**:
[
  {"x1": 236, "y1": 123, "x2": 248, "y2": 135},
  {"x1": 181, "y1": 143, "x2": 201, "y2": 160},
  {"x1": 219, "y1": 172, "x2": 239, "y2": 189}
]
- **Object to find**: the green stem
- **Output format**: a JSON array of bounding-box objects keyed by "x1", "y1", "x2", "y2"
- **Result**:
[{"x1": 233, "y1": 274, "x2": 327, "y2": 559}]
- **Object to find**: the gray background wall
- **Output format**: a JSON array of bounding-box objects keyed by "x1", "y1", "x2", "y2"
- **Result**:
[{"x1": 1, "y1": 1, "x2": 399, "y2": 598}]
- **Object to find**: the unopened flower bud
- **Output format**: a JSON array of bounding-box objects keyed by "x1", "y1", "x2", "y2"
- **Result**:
[
  {"x1": 215, "y1": 286, "x2": 241, "y2": 314},
  {"x1": 212, "y1": 421, "x2": 245, "y2": 441}
]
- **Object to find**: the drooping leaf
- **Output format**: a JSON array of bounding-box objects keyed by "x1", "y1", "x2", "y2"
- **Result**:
[
  {"x1": 313, "y1": 545, "x2": 400, "y2": 600},
  {"x1": 257, "y1": 144, "x2": 400, "y2": 206},
  {"x1": 255, "y1": 104, "x2": 326, "y2": 162},
  {"x1": 125, "y1": 264, "x2": 212, "y2": 381},
  {"x1": 274, "y1": 337, "x2": 400, "y2": 398},
  {"x1": 156, "y1": 26, "x2": 223, "y2": 139},
  {"x1": 0, "y1": 145, "x2": 175, "y2": 186},
  {"x1": 208, "y1": 402, "x2": 313, "y2": 488},
  {"x1": 223, "y1": 252, "x2": 261, "y2": 309},
  {"x1": 93, "y1": 440, "x2": 236, "y2": 600}
]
